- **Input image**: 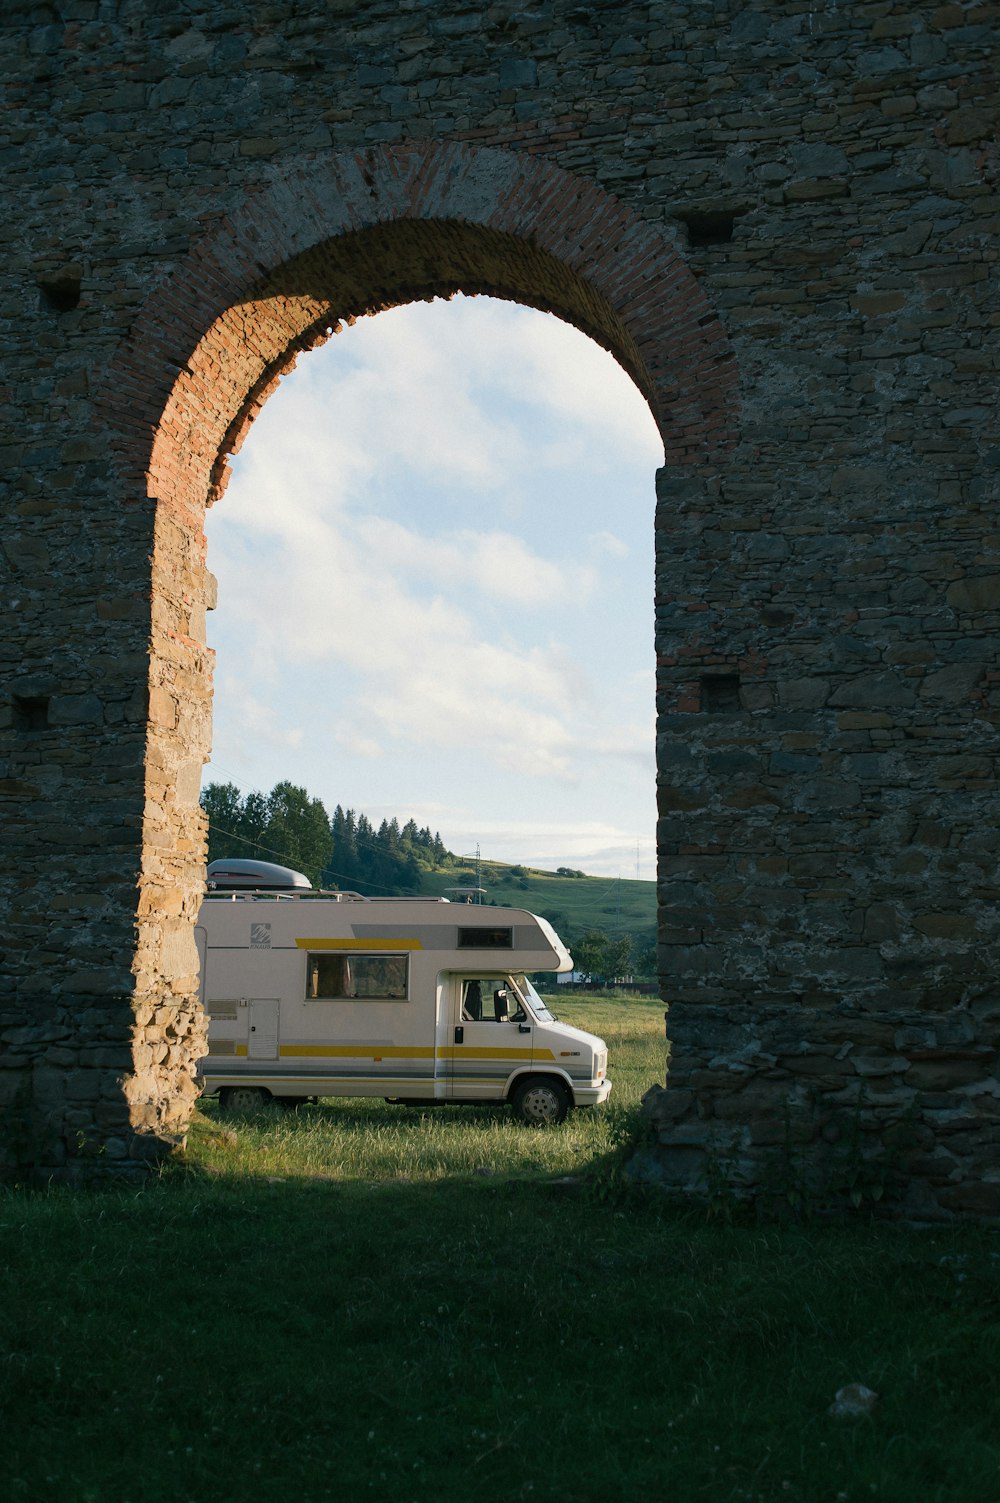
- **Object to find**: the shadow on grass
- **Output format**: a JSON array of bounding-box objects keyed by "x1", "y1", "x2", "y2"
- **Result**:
[{"x1": 3, "y1": 1108, "x2": 999, "y2": 1503}]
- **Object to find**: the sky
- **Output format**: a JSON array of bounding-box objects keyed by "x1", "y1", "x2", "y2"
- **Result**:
[{"x1": 203, "y1": 294, "x2": 665, "y2": 878}]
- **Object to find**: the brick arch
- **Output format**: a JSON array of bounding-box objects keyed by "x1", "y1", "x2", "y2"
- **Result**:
[
  {"x1": 95, "y1": 139, "x2": 740, "y2": 1162},
  {"x1": 104, "y1": 139, "x2": 738, "y2": 521}
]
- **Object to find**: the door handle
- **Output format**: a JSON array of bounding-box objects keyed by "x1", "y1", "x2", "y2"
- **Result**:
[{"x1": 454, "y1": 1026, "x2": 464, "y2": 1044}]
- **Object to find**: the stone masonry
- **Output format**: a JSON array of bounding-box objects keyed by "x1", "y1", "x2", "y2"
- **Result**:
[{"x1": 1, "y1": 0, "x2": 998, "y2": 1212}]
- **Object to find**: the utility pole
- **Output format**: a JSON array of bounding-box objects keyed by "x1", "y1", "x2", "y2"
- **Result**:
[{"x1": 447, "y1": 842, "x2": 486, "y2": 905}]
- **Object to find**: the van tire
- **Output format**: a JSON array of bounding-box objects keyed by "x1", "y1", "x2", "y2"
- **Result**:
[
  {"x1": 219, "y1": 1085, "x2": 273, "y2": 1115},
  {"x1": 511, "y1": 1077, "x2": 570, "y2": 1126}
]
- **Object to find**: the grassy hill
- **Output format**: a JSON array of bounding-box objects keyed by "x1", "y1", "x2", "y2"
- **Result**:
[{"x1": 418, "y1": 857, "x2": 657, "y2": 965}]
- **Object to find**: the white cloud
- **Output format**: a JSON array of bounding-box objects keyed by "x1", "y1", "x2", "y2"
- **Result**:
[
  {"x1": 352, "y1": 517, "x2": 578, "y2": 607},
  {"x1": 211, "y1": 676, "x2": 304, "y2": 754},
  {"x1": 335, "y1": 729, "x2": 384, "y2": 759},
  {"x1": 211, "y1": 519, "x2": 589, "y2": 783},
  {"x1": 461, "y1": 300, "x2": 664, "y2": 463},
  {"x1": 588, "y1": 529, "x2": 630, "y2": 559},
  {"x1": 359, "y1": 635, "x2": 583, "y2": 777},
  {"x1": 294, "y1": 303, "x2": 530, "y2": 494}
]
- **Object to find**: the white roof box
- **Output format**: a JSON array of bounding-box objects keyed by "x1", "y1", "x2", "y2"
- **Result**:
[{"x1": 206, "y1": 858, "x2": 313, "y2": 891}]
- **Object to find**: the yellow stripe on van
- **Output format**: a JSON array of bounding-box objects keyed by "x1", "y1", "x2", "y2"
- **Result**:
[
  {"x1": 294, "y1": 937, "x2": 424, "y2": 950},
  {"x1": 438, "y1": 1046, "x2": 555, "y2": 1061},
  {"x1": 272, "y1": 1044, "x2": 556, "y2": 1062}
]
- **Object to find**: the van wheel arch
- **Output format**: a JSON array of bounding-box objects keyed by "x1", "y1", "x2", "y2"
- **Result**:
[{"x1": 510, "y1": 1075, "x2": 571, "y2": 1126}]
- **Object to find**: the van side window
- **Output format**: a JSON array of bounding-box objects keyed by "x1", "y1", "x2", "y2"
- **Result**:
[
  {"x1": 307, "y1": 953, "x2": 408, "y2": 1000},
  {"x1": 458, "y1": 927, "x2": 512, "y2": 949},
  {"x1": 460, "y1": 980, "x2": 527, "y2": 1023}
]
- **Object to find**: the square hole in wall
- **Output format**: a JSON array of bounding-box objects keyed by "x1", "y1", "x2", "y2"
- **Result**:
[
  {"x1": 13, "y1": 694, "x2": 50, "y2": 730},
  {"x1": 38, "y1": 275, "x2": 81, "y2": 312},
  {"x1": 701, "y1": 674, "x2": 741, "y2": 713},
  {"x1": 678, "y1": 211, "x2": 738, "y2": 246}
]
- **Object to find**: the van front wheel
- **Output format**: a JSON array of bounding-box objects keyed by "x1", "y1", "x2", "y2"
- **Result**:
[{"x1": 511, "y1": 1078, "x2": 570, "y2": 1127}]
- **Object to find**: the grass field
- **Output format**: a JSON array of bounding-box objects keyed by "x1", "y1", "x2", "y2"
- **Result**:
[{"x1": 2, "y1": 995, "x2": 999, "y2": 1503}]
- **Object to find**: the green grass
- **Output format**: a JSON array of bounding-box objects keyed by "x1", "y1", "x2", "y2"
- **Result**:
[
  {"x1": 2, "y1": 995, "x2": 999, "y2": 1503},
  {"x1": 188, "y1": 993, "x2": 664, "y2": 1183}
]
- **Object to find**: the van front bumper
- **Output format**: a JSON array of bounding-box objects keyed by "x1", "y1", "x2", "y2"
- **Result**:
[{"x1": 573, "y1": 1078, "x2": 612, "y2": 1108}]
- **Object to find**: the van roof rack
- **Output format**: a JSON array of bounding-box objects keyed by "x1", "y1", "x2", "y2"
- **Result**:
[{"x1": 204, "y1": 887, "x2": 372, "y2": 902}]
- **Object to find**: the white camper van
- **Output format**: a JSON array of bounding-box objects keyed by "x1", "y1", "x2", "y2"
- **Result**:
[{"x1": 195, "y1": 859, "x2": 611, "y2": 1125}]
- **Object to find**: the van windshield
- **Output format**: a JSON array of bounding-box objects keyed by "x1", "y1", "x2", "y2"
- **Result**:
[{"x1": 510, "y1": 974, "x2": 554, "y2": 1022}]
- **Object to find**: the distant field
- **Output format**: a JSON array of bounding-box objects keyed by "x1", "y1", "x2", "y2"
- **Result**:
[{"x1": 421, "y1": 861, "x2": 657, "y2": 951}]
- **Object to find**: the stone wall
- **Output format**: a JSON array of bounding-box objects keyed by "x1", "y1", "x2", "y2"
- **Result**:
[
  {"x1": 1, "y1": 0, "x2": 997, "y2": 1204},
  {"x1": 641, "y1": 998, "x2": 1000, "y2": 1220}
]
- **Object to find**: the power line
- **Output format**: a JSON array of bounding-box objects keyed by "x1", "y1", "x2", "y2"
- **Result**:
[{"x1": 205, "y1": 820, "x2": 412, "y2": 896}]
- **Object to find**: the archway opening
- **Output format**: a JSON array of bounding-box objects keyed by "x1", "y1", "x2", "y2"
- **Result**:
[
  {"x1": 196, "y1": 293, "x2": 665, "y2": 1161},
  {"x1": 99, "y1": 143, "x2": 738, "y2": 1159}
]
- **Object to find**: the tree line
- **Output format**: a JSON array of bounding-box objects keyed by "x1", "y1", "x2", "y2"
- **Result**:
[
  {"x1": 201, "y1": 781, "x2": 447, "y2": 896},
  {"x1": 200, "y1": 779, "x2": 656, "y2": 980}
]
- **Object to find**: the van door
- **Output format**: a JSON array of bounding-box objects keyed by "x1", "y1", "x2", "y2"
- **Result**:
[
  {"x1": 247, "y1": 999, "x2": 279, "y2": 1060},
  {"x1": 446, "y1": 976, "x2": 534, "y2": 1102}
]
